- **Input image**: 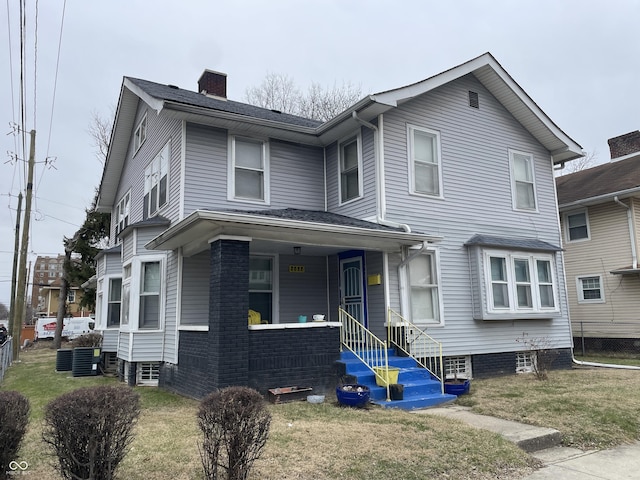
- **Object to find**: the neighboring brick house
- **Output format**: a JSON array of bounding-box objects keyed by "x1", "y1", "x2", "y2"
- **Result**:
[
  {"x1": 556, "y1": 131, "x2": 640, "y2": 352},
  {"x1": 31, "y1": 255, "x2": 65, "y2": 317},
  {"x1": 93, "y1": 53, "x2": 582, "y2": 396}
]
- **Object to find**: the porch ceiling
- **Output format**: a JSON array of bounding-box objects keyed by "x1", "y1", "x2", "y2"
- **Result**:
[{"x1": 145, "y1": 210, "x2": 440, "y2": 257}]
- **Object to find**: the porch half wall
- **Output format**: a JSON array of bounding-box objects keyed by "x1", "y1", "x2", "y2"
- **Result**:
[{"x1": 159, "y1": 237, "x2": 342, "y2": 399}]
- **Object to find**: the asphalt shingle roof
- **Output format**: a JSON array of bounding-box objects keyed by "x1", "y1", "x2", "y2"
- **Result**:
[
  {"x1": 225, "y1": 208, "x2": 406, "y2": 232},
  {"x1": 555, "y1": 155, "x2": 640, "y2": 205},
  {"x1": 465, "y1": 234, "x2": 561, "y2": 252},
  {"x1": 127, "y1": 77, "x2": 322, "y2": 129}
]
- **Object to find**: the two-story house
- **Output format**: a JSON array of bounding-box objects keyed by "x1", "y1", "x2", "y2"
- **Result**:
[
  {"x1": 94, "y1": 53, "x2": 583, "y2": 398},
  {"x1": 556, "y1": 131, "x2": 640, "y2": 354}
]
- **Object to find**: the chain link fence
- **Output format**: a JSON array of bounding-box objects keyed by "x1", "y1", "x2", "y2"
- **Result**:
[
  {"x1": 572, "y1": 322, "x2": 640, "y2": 358},
  {"x1": 0, "y1": 337, "x2": 13, "y2": 383}
]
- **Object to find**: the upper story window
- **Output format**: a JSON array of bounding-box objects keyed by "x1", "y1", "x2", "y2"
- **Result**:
[
  {"x1": 115, "y1": 191, "x2": 130, "y2": 237},
  {"x1": 510, "y1": 150, "x2": 537, "y2": 211},
  {"x1": 485, "y1": 250, "x2": 558, "y2": 313},
  {"x1": 577, "y1": 275, "x2": 605, "y2": 304},
  {"x1": 229, "y1": 136, "x2": 269, "y2": 203},
  {"x1": 565, "y1": 210, "x2": 590, "y2": 242},
  {"x1": 143, "y1": 143, "x2": 169, "y2": 219},
  {"x1": 408, "y1": 125, "x2": 442, "y2": 197},
  {"x1": 338, "y1": 134, "x2": 362, "y2": 204},
  {"x1": 67, "y1": 291, "x2": 76, "y2": 303},
  {"x1": 133, "y1": 114, "x2": 147, "y2": 153}
]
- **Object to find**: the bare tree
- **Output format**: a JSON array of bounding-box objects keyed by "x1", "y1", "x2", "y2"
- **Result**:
[
  {"x1": 556, "y1": 150, "x2": 598, "y2": 176},
  {"x1": 245, "y1": 74, "x2": 362, "y2": 122},
  {"x1": 88, "y1": 108, "x2": 114, "y2": 165}
]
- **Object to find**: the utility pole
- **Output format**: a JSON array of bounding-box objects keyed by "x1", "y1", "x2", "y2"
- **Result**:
[
  {"x1": 12, "y1": 129, "x2": 35, "y2": 361},
  {"x1": 8, "y1": 192, "x2": 22, "y2": 337}
]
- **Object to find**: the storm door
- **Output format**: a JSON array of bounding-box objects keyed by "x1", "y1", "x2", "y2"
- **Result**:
[{"x1": 340, "y1": 255, "x2": 366, "y2": 326}]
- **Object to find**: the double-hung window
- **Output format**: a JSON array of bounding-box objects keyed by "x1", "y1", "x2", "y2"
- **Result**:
[
  {"x1": 249, "y1": 256, "x2": 274, "y2": 324},
  {"x1": 339, "y1": 134, "x2": 362, "y2": 203},
  {"x1": 230, "y1": 136, "x2": 269, "y2": 203},
  {"x1": 408, "y1": 125, "x2": 442, "y2": 197},
  {"x1": 403, "y1": 250, "x2": 443, "y2": 325},
  {"x1": 143, "y1": 143, "x2": 169, "y2": 219},
  {"x1": 510, "y1": 150, "x2": 537, "y2": 210},
  {"x1": 115, "y1": 192, "x2": 130, "y2": 237},
  {"x1": 121, "y1": 264, "x2": 131, "y2": 327},
  {"x1": 565, "y1": 211, "x2": 589, "y2": 242},
  {"x1": 139, "y1": 261, "x2": 161, "y2": 329},
  {"x1": 134, "y1": 114, "x2": 147, "y2": 153},
  {"x1": 577, "y1": 275, "x2": 604, "y2": 303},
  {"x1": 485, "y1": 251, "x2": 558, "y2": 314},
  {"x1": 107, "y1": 278, "x2": 122, "y2": 327}
]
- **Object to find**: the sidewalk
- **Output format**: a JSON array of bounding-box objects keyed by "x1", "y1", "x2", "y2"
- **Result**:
[{"x1": 416, "y1": 405, "x2": 640, "y2": 480}]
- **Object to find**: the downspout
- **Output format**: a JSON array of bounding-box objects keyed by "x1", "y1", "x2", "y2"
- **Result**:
[
  {"x1": 351, "y1": 111, "x2": 411, "y2": 232},
  {"x1": 614, "y1": 196, "x2": 637, "y2": 269}
]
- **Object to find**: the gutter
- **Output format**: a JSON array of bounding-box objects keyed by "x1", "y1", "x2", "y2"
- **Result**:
[
  {"x1": 614, "y1": 196, "x2": 638, "y2": 269},
  {"x1": 351, "y1": 111, "x2": 412, "y2": 233}
]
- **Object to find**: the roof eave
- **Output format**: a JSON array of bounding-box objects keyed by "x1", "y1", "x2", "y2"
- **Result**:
[{"x1": 558, "y1": 186, "x2": 640, "y2": 210}]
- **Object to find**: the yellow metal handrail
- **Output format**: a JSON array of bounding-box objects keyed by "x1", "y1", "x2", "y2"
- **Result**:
[
  {"x1": 339, "y1": 308, "x2": 391, "y2": 401},
  {"x1": 387, "y1": 308, "x2": 444, "y2": 394}
]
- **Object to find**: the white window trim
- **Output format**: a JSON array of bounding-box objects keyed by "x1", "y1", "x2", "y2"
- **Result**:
[
  {"x1": 337, "y1": 132, "x2": 363, "y2": 206},
  {"x1": 576, "y1": 274, "x2": 605, "y2": 304},
  {"x1": 407, "y1": 124, "x2": 444, "y2": 199},
  {"x1": 115, "y1": 190, "x2": 131, "y2": 239},
  {"x1": 133, "y1": 113, "x2": 147, "y2": 154},
  {"x1": 509, "y1": 149, "x2": 538, "y2": 212},
  {"x1": 144, "y1": 142, "x2": 170, "y2": 219},
  {"x1": 483, "y1": 249, "x2": 559, "y2": 315},
  {"x1": 120, "y1": 255, "x2": 166, "y2": 332},
  {"x1": 516, "y1": 351, "x2": 535, "y2": 373},
  {"x1": 249, "y1": 253, "x2": 280, "y2": 323},
  {"x1": 227, "y1": 135, "x2": 270, "y2": 205},
  {"x1": 137, "y1": 362, "x2": 160, "y2": 386},
  {"x1": 101, "y1": 274, "x2": 123, "y2": 329},
  {"x1": 119, "y1": 262, "x2": 133, "y2": 332},
  {"x1": 445, "y1": 356, "x2": 472, "y2": 380},
  {"x1": 564, "y1": 209, "x2": 590, "y2": 243},
  {"x1": 400, "y1": 246, "x2": 444, "y2": 327}
]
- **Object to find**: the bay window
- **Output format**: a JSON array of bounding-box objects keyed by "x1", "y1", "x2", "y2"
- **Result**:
[{"x1": 485, "y1": 251, "x2": 558, "y2": 314}]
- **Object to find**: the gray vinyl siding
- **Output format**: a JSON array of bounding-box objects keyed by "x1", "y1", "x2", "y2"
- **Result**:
[
  {"x1": 326, "y1": 126, "x2": 378, "y2": 219},
  {"x1": 118, "y1": 332, "x2": 164, "y2": 362},
  {"x1": 327, "y1": 255, "x2": 339, "y2": 322},
  {"x1": 563, "y1": 201, "x2": 640, "y2": 330},
  {"x1": 365, "y1": 251, "x2": 386, "y2": 339},
  {"x1": 278, "y1": 255, "x2": 328, "y2": 323},
  {"x1": 101, "y1": 330, "x2": 119, "y2": 352},
  {"x1": 136, "y1": 226, "x2": 166, "y2": 253},
  {"x1": 163, "y1": 251, "x2": 178, "y2": 362},
  {"x1": 381, "y1": 74, "x2": 571, "y2": 355},
  {"x1": 181, "y1": 250, "x2": 210, "y2": 326},
  {"x1": 121, "y1": 235, "x2": 134, "y2": 264},
  {"x1": 111, "y1": 103, "x2": 183, "y2": 240},
  {"x1": 183, "y1": 123, "x2": 325, "y2": 214},
  {"x1": 386, "y1": 252, "x2": 402, "y2": 312},
  {"x1": 104, "y1": 252, "x2": 122, "y2": 276}
]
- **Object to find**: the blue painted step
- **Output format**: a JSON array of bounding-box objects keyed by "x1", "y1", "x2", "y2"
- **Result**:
[{"x1": 337, "y1": 350, "x2": 457, "y2": 410}]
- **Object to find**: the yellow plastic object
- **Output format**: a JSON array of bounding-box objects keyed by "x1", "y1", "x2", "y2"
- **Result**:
[
  {"x1": 373, "y1": 367, "x2": 400, "y2": 387},
  {"x1": 248, "y1": 309, "x2": 261, "y2": 325}
]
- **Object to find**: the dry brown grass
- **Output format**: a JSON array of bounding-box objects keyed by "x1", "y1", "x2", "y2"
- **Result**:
[
  {"x1": 457, "y1": 365, "x2": 640, "y2": 450},
  {"x1": 7, "y1": 348, "x2": 640, "y2": 479}
]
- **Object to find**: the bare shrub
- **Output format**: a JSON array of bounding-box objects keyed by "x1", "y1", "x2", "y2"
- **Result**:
[
  {"x1": 198, "y1": 386, "x2": 271, "y2": 480},
  {"x1": 0, "y1": 391, "x2": 30, "y2": 479},
  {"x1": 71, "y1": 332, "x2": 102, "y2": 348},
  {"x1": 43, "y1": 385, "x2": 140, "y2": 480},
  {"x1": 516, "y1": 333, "x2": 560, "y2": 380}
]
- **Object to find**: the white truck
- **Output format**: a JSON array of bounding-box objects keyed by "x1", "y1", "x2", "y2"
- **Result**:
[{"x1": 35, "y1": 317, "x2": 95, "y2": 341}]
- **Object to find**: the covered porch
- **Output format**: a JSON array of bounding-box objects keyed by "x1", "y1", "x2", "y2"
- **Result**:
[{"x1": 147, "y1": 208, "x2": 437, "y2": 398}]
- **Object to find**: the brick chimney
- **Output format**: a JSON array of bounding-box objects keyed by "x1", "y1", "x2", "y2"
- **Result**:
[
  {"x1": 198, "y1": 70, "x2": 227, "y2": 98},
  {"x1": 608, "y1": 130, "x2": 640, "y2": 160}
]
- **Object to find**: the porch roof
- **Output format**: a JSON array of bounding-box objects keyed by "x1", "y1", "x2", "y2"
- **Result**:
[{"x1": 145, "y1": 208, "x2": 441, "y2": 256}]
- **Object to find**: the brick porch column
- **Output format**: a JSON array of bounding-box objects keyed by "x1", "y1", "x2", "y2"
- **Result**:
[{"x1": 208, "y1": 237, "x2": 250, "y2": 388}]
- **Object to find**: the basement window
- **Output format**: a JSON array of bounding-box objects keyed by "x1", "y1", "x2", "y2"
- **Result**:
[
  {"x1": 445, "y1": 356, "x2": 471, "y2": 380},
  {"x1": 516, "y1": 351, "x2": 535, "y2": 373},
  {"x1": 137, "y1": 362, "x2": 160, "y2": 385}
]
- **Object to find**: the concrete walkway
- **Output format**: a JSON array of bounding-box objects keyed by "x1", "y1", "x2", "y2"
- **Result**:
[{"x1": 416, "y1": 405, "x2": 640, "y2": 479}]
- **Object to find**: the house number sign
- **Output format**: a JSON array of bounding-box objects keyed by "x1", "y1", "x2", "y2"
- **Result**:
[{"x1": 289, "y1": 265, "x2": 305, "y2": 273}]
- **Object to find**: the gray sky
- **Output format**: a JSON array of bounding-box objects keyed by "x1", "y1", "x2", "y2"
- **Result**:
[{"x1": 1, "y1": 0, "x2": 639, "y2": 307}]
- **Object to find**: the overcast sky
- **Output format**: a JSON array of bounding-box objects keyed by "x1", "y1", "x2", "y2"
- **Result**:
[{"x1": 1, "y1": 0, "x2": 639, "y2": 307}]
